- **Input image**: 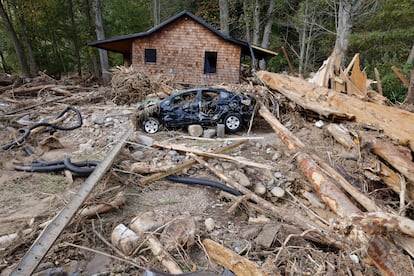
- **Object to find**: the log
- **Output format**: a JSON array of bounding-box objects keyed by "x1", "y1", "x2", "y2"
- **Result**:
[
  {"x1": 147, "y1": 235, "x2": 183, "y2": 274},
  {"x1": 257, "y1": 102, "x2": 414, "y2": 274},
  {"x1": 257, "y1": 71, "x2": 414, "y2": 151},
  {"x1": 326, "y1": 123, "x2": 355, "y2": 149},
  {"x1": 352, "y1": 212, "x2": 414, "y2": 237},
  {"x1": 153, "y1": 141, "x2": 273, "y2": 170},
  {"x1": 363, "y1": 135, "x2": 414, "y2": 184},
  {"x1": 78, "y1": 191, "x2": 126, "y2": 217},
  {"x1": 138, "y1": 140, "x2": 246, "y2": 185},
  {"x1": 258, "y1": 102, "x2": 361, "y2": 216},
  {"x1": 377, "y1": 161, "x2": 414, "y2": 201},
  {"x1": 202, "y1": 238, "x2": 266, "y2": 276},
  {"x1": 111, "y1": 224, "x2": 140, "y2": 256}
]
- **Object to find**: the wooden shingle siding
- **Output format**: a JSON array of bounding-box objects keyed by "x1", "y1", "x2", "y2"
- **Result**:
[{"x1": 132, "y1": 17, "x2": 241, "y2": 85}]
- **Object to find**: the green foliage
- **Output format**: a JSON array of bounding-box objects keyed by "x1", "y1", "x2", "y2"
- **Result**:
[
  {"x1": 267, "y1": 55, "x2": 288, "y2": 73},
  {"x1": 364, "y1": 59, "x2": 413, "y2": 103}
]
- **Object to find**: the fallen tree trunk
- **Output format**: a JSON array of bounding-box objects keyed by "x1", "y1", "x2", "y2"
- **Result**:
[
  {"x1": 257, "y1": 101, "x2": 413, "y2": 275},
  {"x1": 363, "y1": 135, "x2": 414, "y2": 184},
  {"x1": 257, "y1": 71, "x2": 414, "y2": 151}
]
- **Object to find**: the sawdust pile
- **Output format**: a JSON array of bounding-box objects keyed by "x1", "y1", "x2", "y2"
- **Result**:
[{"x1": 109, "y1": 66, "x2": 182, "y2": 105}]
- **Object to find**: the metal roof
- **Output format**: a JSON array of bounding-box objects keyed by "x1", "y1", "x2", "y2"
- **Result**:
[{"x1": 88, "y1": 10, "x2": 277, "y2": 60}]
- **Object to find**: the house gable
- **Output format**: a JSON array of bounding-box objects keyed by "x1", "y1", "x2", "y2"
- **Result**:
[{"x1": 132, "y1": 16, "x2": 242, "y2": 85}]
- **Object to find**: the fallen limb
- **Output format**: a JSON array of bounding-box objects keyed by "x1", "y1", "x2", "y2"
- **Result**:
[
  {"x1": 326, "y1": 123, "x2": 355, "y2": 149},
  {"x1": 257, "y1": 71, "x2": 414, "y2": 151},
  {"x1": 363, "y1": 135, "x2": 414, "y2": 184},
  {"x1": 259, "y1": 102, "x2": 361, "y2": 216},
  {"x1": 147, "y1": 235, "x2": 183, "y2": 274},
  {"x1": 377, "y1": 161, "x2": 414, "y2": 201},
  {"x1": 352, "y1": 212, "x2": 414, "y2": 237},
  {"x1": 191, "y1": 153, "x2": 349, "y2": 250},
  {"x1": 138, "y1": 140, "x2": 246, "y2": 185},
  {"x1": 257, "y1": 101, "x2": 414, "y2": 274},
  {"x1": 202, "y1": 238, "x2": 266, "y2": 276},
  {"x1": 79, "y1": 191, "x2": 126, "y2": 217},
  {"x1": 153, "y1": 141, "x2": 272, "y2": 170}
]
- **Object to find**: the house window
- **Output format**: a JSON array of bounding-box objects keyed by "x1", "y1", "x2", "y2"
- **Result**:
[
  {"x1": 204, "y1": 51, "x2": 217, "y2": 74},
  {"x1": 145, "y1": 48, "x2": 157, "y2": 64}
]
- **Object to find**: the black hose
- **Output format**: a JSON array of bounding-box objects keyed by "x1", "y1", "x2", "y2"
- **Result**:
[
  {"x1": 166, "y1": 175, "x2": 243, "y2": 196},
  {"x1": 14, "y1": 158, "x2": 99, "y2": 176},
  {"x1": 2, "y1": 106, "x2": 83, "y2": 150}
]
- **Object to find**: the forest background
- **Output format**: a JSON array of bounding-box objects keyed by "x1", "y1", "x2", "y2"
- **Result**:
[{"x1": 0, "y1": 0, "x2": 413, "y2": 102}]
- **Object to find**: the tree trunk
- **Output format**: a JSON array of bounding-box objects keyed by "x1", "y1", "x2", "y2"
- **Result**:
[
  {"x1": 0, "y1": 49, "x2": 10, "y2": 73},
  {"x1": 259, "y1": 0, "x2": 276, "y2": 70},
  {"x1": 219, "y1": 0, "x2": 229, "y2": 35},
  {"x1": 17, "y1": 15, "x2": 37, "y2": 76},
  {"x1": 92, "y1": 0, "x2": 110, "y2": 85},
  {"x1": 261, "y1": 0, "x2": 275, "y2": 49},
  {"x1": 407, "y1": 44, "x2": 414, "y2": 64},
  {"x1": 68, "y1": 0, "x2": 82, "y2": 76},
  {"x1": 404, "y1": 70, "x2": 414, "y2": 104},
  {"x1": 298, "y1": 0, "x2": 309, "y2": 75},
  {"x1": 334, "y1": 0, "x2": 353, "y2": 60},
  {"x1": 84, "y1": 0, "x2": 100, "y2": 78},
  {"x1": 153, "y1": 0, "x2": 160, "y2": 26},
  {"x1": 0, "y1": 1, "x2": 30, "y2": 77},
  {"x1": 252, "y1": 0, "x2": 260, "y2": 45},
  {"x1": 243, "y1": 0, "x2": 251, "y2": 42}
]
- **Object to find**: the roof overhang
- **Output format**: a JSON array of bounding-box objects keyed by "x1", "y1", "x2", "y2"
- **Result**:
[{"x1": 88, "y1": 11, "x2": 278, "y2": 60}]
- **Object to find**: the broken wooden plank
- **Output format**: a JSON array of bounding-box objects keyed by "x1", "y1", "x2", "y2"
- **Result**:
[
  {"x1": 257, "y1": 70, "x2": 414, "y2": 151},
  {"x1": 10, "y1": 128, "x2": 132, "y2": 276},
  {"x1": 138, "y1": 140, "x2": 246, "y2": 185},
  {"x1": 202, "y1": 238, "x2": 266, "y2": 276},
  {"x1": 153, "y1": 141, "x2": 273, "y2": 170},
  {"x1": 391, "y1": 65, "x2": 410, "y2": 88},
  {"x1": 374, "y1": 68, "x2": 383, "y2": 95}
]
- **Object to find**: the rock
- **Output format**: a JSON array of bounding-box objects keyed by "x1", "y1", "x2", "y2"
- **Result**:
[
  {"x1": 255, "y1": 223, "x2": 280, "y2": 249},
  {"x1": 130, "y1": 211, "x2": 163, "y2": 233},
  {"x1": 204, "y1": 218, "x2": 215, "y2": 231},
  {"x1": 254, "y1": 182, "x2": 266, "y2": 195},
  {"x1": 203, "y1": 128, "x2": 216, "y2": 138},
  {"x1": 272, "y1": 152, "x2": 282, "y2": 161},
  {"x1": 91, "y1": 113, "x2": 105, "y2": 125},
  {"x1": 222, "y1": 162, "x2": 236, "y2": 171},
  {"x1": 230, "y1": 170, "x2": 251, "y2": 187},
  {"x1": 188, "y1": 124, "x2": 203, "y2": 137},
  {"x1": 270, "y1": 186, "x2": 285, "y2": 198},
  {"x1": 134, "y1": 133, "x2": 154, "y2": 146},
  {"x1": 132, "y1": 150, "x2": 145, "y2": 160}
]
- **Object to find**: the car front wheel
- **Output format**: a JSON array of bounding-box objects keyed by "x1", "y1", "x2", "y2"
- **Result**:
[
  {"x1": 224, "y1": 114, "x2": 242, "y2": 133},
  {"x1": 142, "y1": 117, "x2": 160, "y2": 133}
]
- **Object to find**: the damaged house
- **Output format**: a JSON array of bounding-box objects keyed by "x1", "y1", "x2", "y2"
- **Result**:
[{"x1": 88, "y1": 10, "x2": 277, "y2": 86}]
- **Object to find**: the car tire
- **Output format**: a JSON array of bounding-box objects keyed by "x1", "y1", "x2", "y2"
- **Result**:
[
  {"x1": 223, "y1": 113, "x2": 242, "y2": 133},
  {"x1": 142, "y1": 117, "x2": 160, "y2": 134}
]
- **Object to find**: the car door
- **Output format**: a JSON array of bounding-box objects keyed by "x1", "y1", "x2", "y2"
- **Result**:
[
  {"x1": 199, "y1": 89, "x2": 223, "y2": 123},
  {"x1": 163, "y1": 90, "x2": 199, "y2": 126}
]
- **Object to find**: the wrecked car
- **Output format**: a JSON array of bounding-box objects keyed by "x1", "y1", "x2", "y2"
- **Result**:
[{"x1": 137, "y1": 87, "x2": 256, "y2": 134}]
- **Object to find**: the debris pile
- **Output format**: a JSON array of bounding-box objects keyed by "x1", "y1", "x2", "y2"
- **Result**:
[
  {"x1": 1, "y1": 54, "x2": 414, "y2": 275},
  {"x1": 109, "y1": 66, "x2": 183, "y2": 105}
]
